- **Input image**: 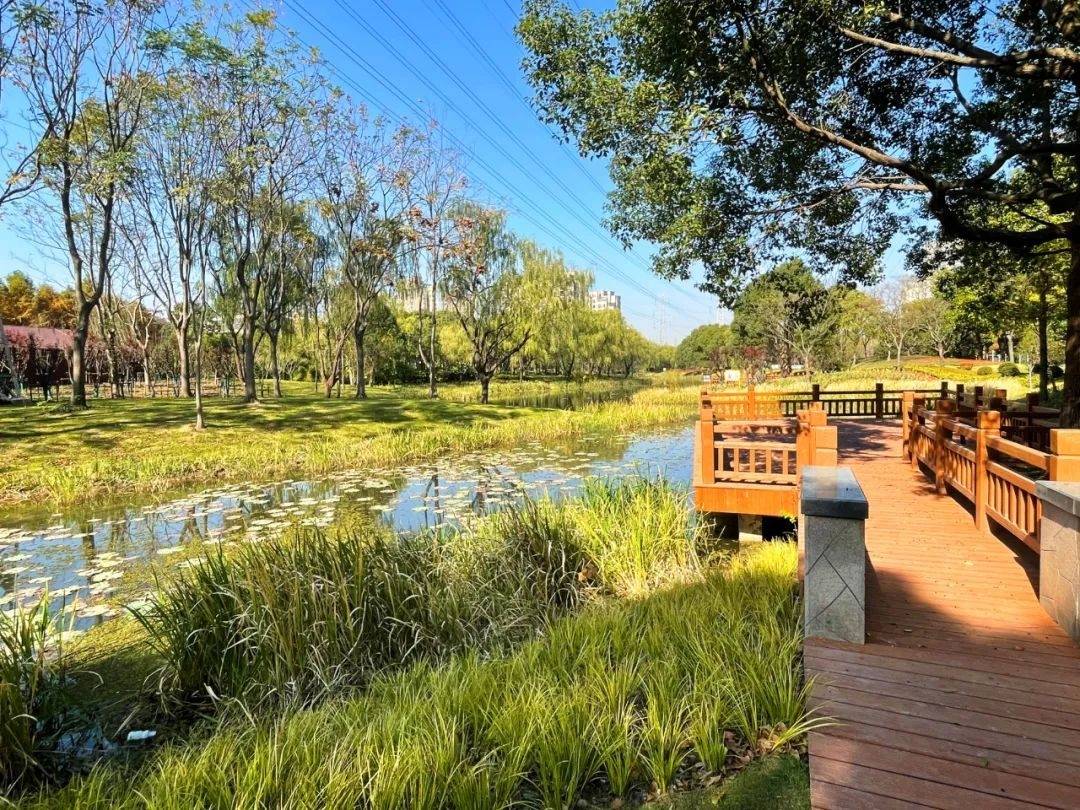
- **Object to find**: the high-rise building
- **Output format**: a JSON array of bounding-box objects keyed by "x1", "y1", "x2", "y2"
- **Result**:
[{"x1": 588, "y1": 289, "x2": 621, "y2": 312}]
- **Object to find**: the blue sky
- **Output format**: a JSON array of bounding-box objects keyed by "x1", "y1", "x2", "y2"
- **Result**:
[
  {"x1": 0, "y1": 0, "x2": 914, "y2": 344},
  {"x1": 0, "y1": 0, "x2": 725, "y2": 345}
]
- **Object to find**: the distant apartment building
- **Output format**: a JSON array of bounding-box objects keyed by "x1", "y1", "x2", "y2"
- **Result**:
[{"x1": 588, "y1": 289, "x2": 621, "y2": 312}]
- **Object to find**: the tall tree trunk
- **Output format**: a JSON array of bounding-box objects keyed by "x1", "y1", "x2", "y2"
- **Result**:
[
  {"x1": 1038, "y1": 288, "x2": 1049, "y2": 402},
  {"x1": 428, "y1": 272, "x2": 438, "y2": 398},
  {"x1": 1064, "y1": 236, "x2": 1080, "y2": 426},
  {"x1": 242, "y1": 323, "x2": 257, "y2": 403},
  {"x1": 176, "y1": 321, "x2": 191, "y2": 397},
  {"x1": 70, "y1": 310, "x2": 91, "y2": 408},
  {"x1": 143, "y1": 351, "x2": 152, "y2": 397},
  {"x1": 354, "y1": 325, "x2": 367, "y2": 399},
  {"x1": 479, "y1": 372, "x2": 491, "y2": 404},
  {"x1": 269, "y1": 332, "x2": 282, "y2": 397}
]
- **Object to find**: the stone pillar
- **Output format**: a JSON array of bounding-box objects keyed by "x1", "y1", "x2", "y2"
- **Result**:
[
  {"x1": 1035, "y1": 481, "x2": 1080, "y2": 640},
  {"x1": 799, "y1": 466, "x2": 869, "y2": 644}
]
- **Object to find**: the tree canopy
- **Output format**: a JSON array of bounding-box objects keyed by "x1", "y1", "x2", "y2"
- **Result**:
[{"x1": 519, "y1": 0, "x2": 1080, "y2": 419}]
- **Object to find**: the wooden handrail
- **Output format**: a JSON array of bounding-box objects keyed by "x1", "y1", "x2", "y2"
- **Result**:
[{"x1": 900, "y1": 388, "x2": 1080, "y2": 553}]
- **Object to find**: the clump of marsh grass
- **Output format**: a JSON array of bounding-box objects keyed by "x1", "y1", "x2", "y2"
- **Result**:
[
  {"x1": 29, "y1": 542, "x2": 818, "y2": 808},
  {"x1": 137, "y1": 477, "x2": 701, "y2": 713},
  {"x1": 1, "y1": 590, "x2": 80, "y2": 793}
]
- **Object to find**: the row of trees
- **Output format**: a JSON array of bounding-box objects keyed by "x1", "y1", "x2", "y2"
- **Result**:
[
  {"x1": 675, "y1": 257, "x2": 1064, "y2": 393},
  {"x1": 0, "y1": 4, "x2": 662, "y2": 415}
]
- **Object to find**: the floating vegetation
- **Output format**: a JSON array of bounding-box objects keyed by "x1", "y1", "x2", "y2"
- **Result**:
[{"x1": 0, "y1": 427, "x2": 693, "y2": 634}]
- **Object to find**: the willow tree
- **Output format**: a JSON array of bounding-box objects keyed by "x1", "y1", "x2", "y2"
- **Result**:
[
  {"x1": 520, "y1": 1, "x2": 1080, "y2": 421},
  {"x1": 442, "y1": 206, "x2": 530, "y2": 403}
]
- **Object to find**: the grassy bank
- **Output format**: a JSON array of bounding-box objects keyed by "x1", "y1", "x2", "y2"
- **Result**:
[
  {"x1": 6, "y1": 479, "x2": 812, "y2": 807},
  {"x1": 20, "y1": 548, "x2": 808, "y2": 808},
  {"x1": 0, "y1": 378, "x2": 694, "y2": 511}
]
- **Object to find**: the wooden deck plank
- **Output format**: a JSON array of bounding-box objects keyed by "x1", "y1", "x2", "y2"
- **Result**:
[
  {"x1": 804, "y1": 419, "x2": 1080, "y2": 808},
  {"x1": 811, "y1": 734, "x2": 1080, "y2": 808}
]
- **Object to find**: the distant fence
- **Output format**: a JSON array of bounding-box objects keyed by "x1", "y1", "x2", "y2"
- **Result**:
[{"x1": 700, "y1": 383, "x2": 946, "y2": 421}]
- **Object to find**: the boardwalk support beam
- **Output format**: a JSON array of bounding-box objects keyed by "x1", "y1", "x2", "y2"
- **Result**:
[{"x1": 800, "y1": 466, "x2": 868, "y2": 644}]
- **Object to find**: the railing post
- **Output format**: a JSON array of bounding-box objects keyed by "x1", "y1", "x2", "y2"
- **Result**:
[
  {"x1": 874, "y1": 382, "x2": 884, "y2": 420},
  {"x1": 934, "y1": 398, "x2": 957, "y2": 494},
  {"x1": 1048, "y1": 430, "x2": 1080, "y2": 483},
  {"x1": 697, "y1": 417, "x2": 716, "y2": 485},
  {"x1": 911, "y1": 394, "x2": 926, "y2": 470},
  {"x1": 811, "y1": 383, "x2": 821, "y2": 404},
  {"x1": 807, "y1": 407, "x2": 837, "y2": 466},
  {"x1": 975, "y1": 409, "x2": 1000, "y2": 533},
  {"x1": 901, "y1": 391, "x2": 914, "y2": 459},
  {"x1": 700, "y1": 390, "x2": 714, "y2": 422},
  {"x1": 974, "y1": 385, "x2": 984, "y2": 410},
  {"x1": 940, "y1": 380, "x2": 949, "y2": 402},
  {"x1": 955, "y1": 383, "x2": 964, "y2": 407},
  {"x1": 796, "y1": 409, "x2": 812, "y2": 471},
  {"x1": 800, "y1": 466, "x2": 868, "y2": 644}
]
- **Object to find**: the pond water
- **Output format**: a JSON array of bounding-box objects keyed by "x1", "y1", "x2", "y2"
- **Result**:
[{"x1": 0, "y1": 425, "x2": 694, "y2": 632}]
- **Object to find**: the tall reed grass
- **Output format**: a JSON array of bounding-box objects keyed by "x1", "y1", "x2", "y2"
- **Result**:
[
  {"x1": 136, "y1": 478, "x2": 699, "y2": 713},
  {"x1": 25, "y1": 543, "x2": 814, "y2": 809},
  {"x1": 0, "y1": 591, "x2": 78, "y2": 792}
]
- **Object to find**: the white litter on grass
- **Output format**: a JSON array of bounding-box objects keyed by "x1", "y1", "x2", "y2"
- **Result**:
[{"x1": 125, "y1": 730, "x2": 157, "y2": 743}]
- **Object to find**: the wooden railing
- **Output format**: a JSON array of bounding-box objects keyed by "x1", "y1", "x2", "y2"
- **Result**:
[
  {"x1": 701, "y1": 383, "x2": 945, "y2": 422},
  {"x1": 902, "y1": 392, "x2": 1080, "y2": 552},
  {"x1": 698, "y1": 406, "x2": 838, "y2": 486}
]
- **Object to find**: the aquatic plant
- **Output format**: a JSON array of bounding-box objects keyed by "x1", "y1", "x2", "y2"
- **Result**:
[
  {"x1": 136, "y1": 477, "x2": 701, "y2": 712},
  {"x1": 22, "y1": 543, "x2": 812, "y2": 808},
  {"x1": 0, "y1": 590, "x2": 78, "y2": 792}
]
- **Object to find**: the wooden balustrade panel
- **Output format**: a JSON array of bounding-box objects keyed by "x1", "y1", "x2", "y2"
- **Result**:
[
  {"x1": 716, "y1": 440, "x2": 798, "y2": 484},
  {"x1": 942, "y1": 439, "x2": 975, "y2": 501},
  {"x1": 984, "y1": 460, "x2": 1040, "y2": 551}
]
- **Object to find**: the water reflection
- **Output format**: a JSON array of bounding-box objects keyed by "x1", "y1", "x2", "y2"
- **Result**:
[{"x1": 0, "y1": 426, "x2": 694, "y2": 633}]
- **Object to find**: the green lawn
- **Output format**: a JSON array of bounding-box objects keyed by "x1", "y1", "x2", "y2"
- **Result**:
[{"x1": 0, "y1": 378, "x2": 695, "y2": 512}]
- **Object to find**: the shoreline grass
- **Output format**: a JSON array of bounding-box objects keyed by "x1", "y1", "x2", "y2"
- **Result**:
[
  {"x1": 18, "y1": 543, "x2": 810, "y2": 809},
  {"x1": 4, "y1": 479, "x2": 814, "y2": 808},
  {"x1": 0, "y1": 378, "x2": 696, "y2": 513}
]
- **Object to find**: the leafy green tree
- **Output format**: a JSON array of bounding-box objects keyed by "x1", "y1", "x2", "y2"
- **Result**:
[
  {"x1": 732, "y1": 260, "x2": 836, "y2": 374},
  {"x1": 674, "y1": 324, "x2": 732, "y2": 370},
  {"x1": 520, "y1": 241, "x2": 594, "y2": 379},
  {"x1": 442, "y1": 206, "x2": 531, "y2": 403},
  {"x1": 835, "y1": 289, "x2": 884, "y2": 368},
  {"x1": 519, "y1": 1, "x2": 1080, "y2": 421}
]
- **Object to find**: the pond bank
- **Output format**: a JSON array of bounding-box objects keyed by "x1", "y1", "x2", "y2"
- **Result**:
[
  {"x1": 9, "y1": 481, "x2": 810, "y2": 808},
  {"x1": 0, "y1": 379, "x2": 690, "y2": 512}
]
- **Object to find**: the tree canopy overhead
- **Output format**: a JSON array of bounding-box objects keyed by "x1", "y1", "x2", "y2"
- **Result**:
[{"x1": 519, "y1": 0, "x2": 1080, "y2": 418}]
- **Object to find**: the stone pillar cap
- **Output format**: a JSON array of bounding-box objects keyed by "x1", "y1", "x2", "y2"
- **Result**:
[
  {"x1": 1036, "y1": 481, "x2": 1080, "y2": 517},
  {"x1": 801, "y1": 466, "x2": 869, "y2": 520}
]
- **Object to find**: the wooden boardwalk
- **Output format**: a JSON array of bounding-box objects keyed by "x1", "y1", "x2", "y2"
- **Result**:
[{"x1": 806, "y1": 419, "x2": 1080, "y2": 809}]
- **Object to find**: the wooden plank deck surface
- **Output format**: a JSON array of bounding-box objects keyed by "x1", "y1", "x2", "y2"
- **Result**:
[{"x1": 807, "y1": 419, "x2": 1080, "y2": 809}]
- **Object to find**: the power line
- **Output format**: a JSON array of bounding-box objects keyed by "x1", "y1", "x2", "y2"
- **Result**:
[
  {"x1": 276, "y1": 0, "x2": 696, "y2": 316},
  {"x1": 421, "y1": 0, "x2": 708, "y2": 309}
]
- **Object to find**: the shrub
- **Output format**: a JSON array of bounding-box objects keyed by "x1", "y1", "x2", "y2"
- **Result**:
[
  {"x1": 997, "y1": 362, "x2": 1021, "y2": 377},
  {"x1": 975, "y1": 365, "x2": 996, "y2": 377},
  {"x1": 1037, "y1": 363, "x2": 1066, "y2": 380}
]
